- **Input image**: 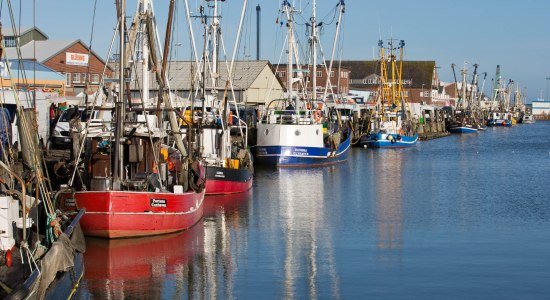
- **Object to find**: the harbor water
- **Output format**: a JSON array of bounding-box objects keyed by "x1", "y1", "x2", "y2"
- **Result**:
[{"x1": 77, "y1": 122, "x2": 550, "y2": 299}]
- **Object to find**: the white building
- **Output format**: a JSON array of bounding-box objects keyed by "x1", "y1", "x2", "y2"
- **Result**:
[{"x1": 532, "y1": 100, "x2": 550, "y2": 116}]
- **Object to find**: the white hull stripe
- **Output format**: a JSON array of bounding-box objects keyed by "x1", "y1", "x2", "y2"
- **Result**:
[{"x1": 85, "y1": 209, "x2": 201, "y2": 216}]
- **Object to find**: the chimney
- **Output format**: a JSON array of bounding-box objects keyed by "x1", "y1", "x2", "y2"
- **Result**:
[{"x1": 256, "y1": 4, "x2": 261, "y2": 60}]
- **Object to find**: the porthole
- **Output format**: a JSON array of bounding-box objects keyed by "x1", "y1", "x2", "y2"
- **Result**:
[
  {"x1": 316, "y1": 129, "x2": 319, "y2": 135},
  {"x1": 264, "y1": 129, "x2": 269, "y2": 135},
  {"x1": 295, "y1": 130, "x2": 301, "y2": 136}
]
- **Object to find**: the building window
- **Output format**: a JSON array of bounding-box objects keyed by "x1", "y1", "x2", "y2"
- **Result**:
[
  {"x1": 91, "y1": 74, "x2": 100, "y2": 84},
  {"x1": 316, "y1": 71, "x2": 322, "y2": 77},
  {"x1": 66, "y1": 73, "x2": 71, "y2": 87},
  {"x1": 423, "y1": 91, "x2": 430, "y2": 97},
  {"x1": 81, "y1": 73, "x2": 87, "y2": 83},
  {"x1": 4, "y1": 36, "x2": 16, "y2": 48},
  {"x1": 341, "y1": 71, "x2": 347, "y2": 79},
  {"x1": 330, "y1": 71, "x2": 334, "y2": 78},
  {"x1": 363, "y1": 79, "x2": 368, "y2": 84},
  {"x1": 72, "y1": 73, "x2": 80, "y2": 83},
  {"x1": 403, "y1": 91, "x2": 409, "y2": 96},
  {"x1": 278, "y1": 71, "x2": 286, "y2": 78}
]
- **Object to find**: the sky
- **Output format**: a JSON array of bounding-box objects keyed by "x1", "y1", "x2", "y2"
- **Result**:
[{"x1": 3, "y1": 0, "x2": 550, "y2": 100}]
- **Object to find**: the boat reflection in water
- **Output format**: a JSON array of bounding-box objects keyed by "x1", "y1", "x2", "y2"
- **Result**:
[
  {"x1": 371, "y1": 150, "x2": 404, "y2": 265},
  {"x1": 77, "y1": 192, "x2": 251, "y2": 299},
  {"x1": 276, "y1": 168, "x2": 341, "y2": 299},
  {"x1": 197, "y1": 191, "x2": 251, "y2": 298}
]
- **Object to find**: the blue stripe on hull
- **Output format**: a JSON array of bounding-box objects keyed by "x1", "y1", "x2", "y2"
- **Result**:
[
  {"x1": 449, "y1": 126, "x2": 478, "y2": 134},
  {"x1": 253, "y1": 134, "x2": 351, "y2": 167},
  {"x1": 364, "y1": 133, "x2": 418, "y2": 148}
]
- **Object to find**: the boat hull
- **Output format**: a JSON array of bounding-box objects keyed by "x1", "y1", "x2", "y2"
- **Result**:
[
  {"x1": 487, "y1": 119, "x2": 512, "y2": 127},
  {"x1": 74, "y1": 190, "x2": 204, "y2": 238},
  {"x1": 449, "y1": 126, "x2": 478, "y2": 134},
  {"x1": 254, "y1": 133, "x2": 351, "y2": 167},
  {"x1": 476, "y1": 125, "x2": 487, "y2": 131},
  {"x1": 359, "y1": 133, "x2": 418, "y2": 148},
  {"x1": 205, "y1": 166, "x2": 253, "y2": 195}
]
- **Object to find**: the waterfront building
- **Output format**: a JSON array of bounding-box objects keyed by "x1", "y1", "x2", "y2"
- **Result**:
[
  {"x1": 4, "y1": 26, "x2": 113, "y2": 98},
  {"x1": 531, "y1": 100, "x2": 550, "y2": 117},
  {"x1": 130, "y1": 60, "x2": 284, "y2": 107},
  {"x1": 0, "y1": 59, "x2": 65, "y2": 94},
  {"x1": 341, "y1": 60, "x2": 438, "y2": 105},
  {"x1": 274, "y1": 64, "x2": 351, "y2": 96}
]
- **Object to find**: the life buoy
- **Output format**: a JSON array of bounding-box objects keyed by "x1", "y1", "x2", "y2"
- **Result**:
[{"x1": 313, "y1": 110, "x2": 322, "y2": 122}]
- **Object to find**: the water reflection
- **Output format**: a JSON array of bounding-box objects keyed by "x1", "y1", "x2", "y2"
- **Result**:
[
  {"x1": 276, "y1": 168, "x2": 341, "y2": 299},
  {"x1": 371, "y1": 150, "x2": 404, "y2": 265},
  {"x1": 78, "y1": 192, "x2": 251, "y2": 299},
  {"x1": 81, "y1": 225, "x2": 204, "y2": 299},
  {"x1": 197, "y1": 192, "x2": 251, "y2": 299}
]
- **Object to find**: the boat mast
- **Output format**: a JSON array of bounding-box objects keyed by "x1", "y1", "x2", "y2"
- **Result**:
[
  {"x1": 113, "y1": 0, "x2": 126, "y2": 186},
  {"x1": 469, "y1": 64, "x2": 478, "y2": 110},
  {"x1": 142, "y1": 0, "x2": 149, "y2": 105},
  {"x1": 322, "y1": 0, "x2": 345, "y2": 101},
  {"x1": 311, "y1": 0, "x2": 317, "y2": 101},
  {"x1": 283, "y1": 1, "x2": 294, "y2": 105},
  {"x1": 211, "y1": 0, "x2": 219, "y2": 101},
  {"x1": 461, "y1": 62, "x2": 467, "y2": 110}
]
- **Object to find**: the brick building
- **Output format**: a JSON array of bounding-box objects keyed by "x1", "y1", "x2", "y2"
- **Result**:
[
  {"x1": 341, "y1": 60, "x2": 437, "y2": 104},
  {"x1": 274, "y1": 64, "x2": 350, "y2": 95},
  {"x1": 4, "y1": 27, "x2": 112, "y2": 97}
]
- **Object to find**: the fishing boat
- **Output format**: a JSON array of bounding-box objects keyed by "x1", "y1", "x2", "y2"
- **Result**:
[
  {"x1": 185, "y1": 0, "x2": 253, "y2": 194},
  {"x1": 487, "y1": 112, "x2": 513, "y2": 127},
  {"x1": 254, "y1": 0, "x2": 350, "y2": 166},
  {"x1": 357, "y1": 39, "x2": 418, "y2": 148},
  {"x1": 61, "y1": 0, "x2": 205, "y2": 238},
  {"x1": 522, "y1": 114, "x2": 535, "y2": 124},
  {"x1": 0, "y1": 20, "x2": 86, "y2": 298},
  {"x1": 448, "y1": 122, "x2": 478, "y2": 134},
  {"x1": 486, "y1": 65, "x2": 514, "y2": 127},
  {"x1": 447, "y1": 62, "x2": 492, "y2": 134}
]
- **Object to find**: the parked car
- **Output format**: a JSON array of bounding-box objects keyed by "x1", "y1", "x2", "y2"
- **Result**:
[{"x1": 51, "y1": 107, "x2": 111, "y2": 149}]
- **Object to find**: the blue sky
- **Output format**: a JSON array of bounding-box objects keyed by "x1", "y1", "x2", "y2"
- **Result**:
[{"x1": 4, "y1": 0, "x2": 550, "y2": 100}]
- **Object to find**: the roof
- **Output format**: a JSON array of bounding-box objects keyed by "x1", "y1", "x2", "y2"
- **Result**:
[
  {"x1": 4, "y1": 39, "x2": 108, "y2": 67},
  {"x1": 341, "y1": 60, "x2": 436, "y2": 89},
  {"x1": 5, "y1": 40, "x2": 75, "y2": 62},
  {"x1": 130, "y1": 60, "x2": 278, "y2": 91},
  {"x1": 1, "y1": 59, "x2": 65, "y2": 81},
  {"x1": 2, "y1": 26, "x2": 49, "y2": 39}
]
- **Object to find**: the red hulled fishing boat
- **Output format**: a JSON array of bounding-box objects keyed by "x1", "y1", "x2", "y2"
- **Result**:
[{"x1": 62, "y1": 0, "x2": 205, "y2": 238}]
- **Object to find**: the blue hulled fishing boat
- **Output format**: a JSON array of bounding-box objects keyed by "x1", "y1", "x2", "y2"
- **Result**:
[
  {"x1": 358, "y1": 39, "x2": 418, "y2": 149},
  {"x1": 448, "y1": 124, "x2": 478, "y2": 134},
  {"x1": 486, "y1": 66, "x2": 515, "y2": 127},
  {"x1": 362, "y1": 132, "x2": 418, "y2": 148},
  {"x1": 254, "y1": 119, "x2": 351, "y2": 166},
  {"x1": 254, "y1": 0, "x2": 350, "y2": 167}
]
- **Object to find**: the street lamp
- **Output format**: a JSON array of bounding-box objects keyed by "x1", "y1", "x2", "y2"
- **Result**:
[{"x1": 546, "y1": 77, "x2": 550, "y2": 100}]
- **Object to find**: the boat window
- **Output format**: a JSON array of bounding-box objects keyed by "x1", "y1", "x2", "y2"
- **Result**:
[
  {"x1": 295, "y1": 130, "x2": 300, "y2": 136},
  {"x1": 264, "y1": 129, "x2": 269, "y2": 136}
]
